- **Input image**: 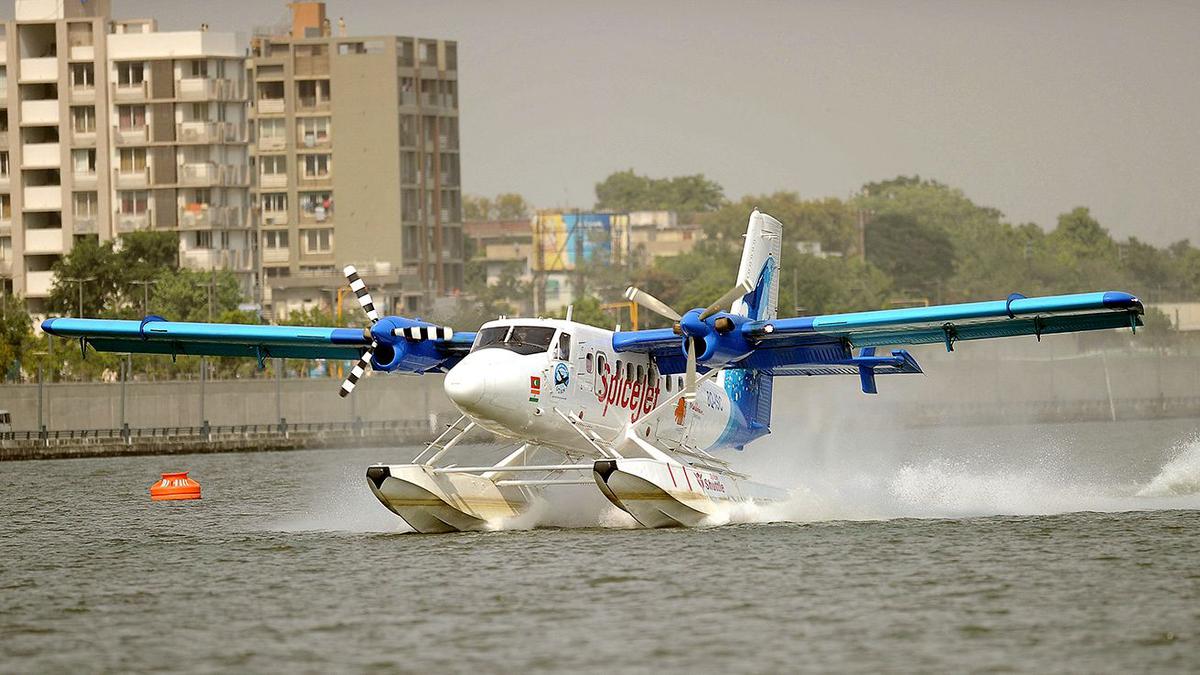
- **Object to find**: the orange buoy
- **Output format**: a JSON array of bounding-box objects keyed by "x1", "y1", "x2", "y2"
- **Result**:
[{"x1": 150, "y1": 471, "x2": 202, "y2": 501}]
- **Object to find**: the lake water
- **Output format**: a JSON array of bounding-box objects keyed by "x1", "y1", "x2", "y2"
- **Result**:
[{"x1": 3, "y1": 418, "x2": 1200, "y2": 672}]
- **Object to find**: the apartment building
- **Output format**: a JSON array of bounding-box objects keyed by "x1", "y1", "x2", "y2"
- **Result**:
[
  {"x1": 248, "y1": 2, "x2": 463, "y2": 319},
  {"x1": 107, "y1": 22, "x2": 252, "y2": 293},
  {"x1": 0, "y1": 0, "x2": 113, "y2": 313},
  {"x1": 0, "y1": 0, "x2": 251, "y2": 314}
]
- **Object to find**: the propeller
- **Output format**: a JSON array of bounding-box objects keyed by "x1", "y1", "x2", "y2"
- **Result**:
[
  {"x1": 624, "y1": 280, "x2": 754, "y2": 401},
  {"x1": 337, "y1": 265, "x2": 455, "y2": 397},
  {"x1": 339, "y1": 265, "x2": 379, "y2": 398}
]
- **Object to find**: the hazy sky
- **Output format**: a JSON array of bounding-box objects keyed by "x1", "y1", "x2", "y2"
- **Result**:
[{"x1": 12, "y1": 1, "x2": 1198, "y2": 243}]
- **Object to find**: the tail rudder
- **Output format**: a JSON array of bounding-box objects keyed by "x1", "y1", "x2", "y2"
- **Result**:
[{"x1": 730, "y1": 209, "x2": 782, "y2": 321}]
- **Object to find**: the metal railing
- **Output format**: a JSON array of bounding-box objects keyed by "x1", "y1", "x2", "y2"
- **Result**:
[{"x1": 1, "y1": 418, "x2": 448, "y2": 446}]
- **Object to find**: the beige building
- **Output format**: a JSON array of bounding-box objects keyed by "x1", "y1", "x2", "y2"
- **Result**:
[
  {"x1": 0, "y1": 0, "x2": 251, "y2": 314},
  {"x1": 248, "y1": 2, "x2": 463, "y2": 319}
]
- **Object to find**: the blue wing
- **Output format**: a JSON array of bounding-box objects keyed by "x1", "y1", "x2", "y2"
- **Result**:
[
  {"x1": 41, "y1": 317, "x2": 475, "y2": 371},
  {"x1": 614, "y1": 291, "x2": 1143, "y2": 380}
]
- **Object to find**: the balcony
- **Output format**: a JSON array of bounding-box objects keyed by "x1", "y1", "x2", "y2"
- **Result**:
[
  {"x1": 20, "y1": 99, "x2": 59, "y2": 125},
  {"x1": 73, "y1": 215, "x2": 97, "y2": 233},
  {"x1": 297, "y1": 129, "x2": 331, "y2": 148},
  {"x1": 19, "y1": 57, "x2": 57, "y2": 83},
  {"x1": 71, "y1": 129, "x2": 97, "y2": 146},
  {"x1": 177, "y1": 121, "x2": 245, "y2": 144},
  {"x1": 22, "y1": 142, "x2": 60, "y2": 168},
  {"x1": 72, "y1": 170, "x2": 98, "y2": 188},
  {"x1": 113, "y1": 167, "x2": 150, "y2": 189},
  {"x1": 257, "y1": 98, "x2": 285, "y2": 114},
  {"x1": 0, "y1": 258, "x2": 10, "y2": 275},
  {"x1": 177, "y1": 77, "x2": 244, "y2": 101},
  {"x1": 180, "y1": 247, "x2": 254, "y2": 272},
  {"x1": 114, "y1": 125, "x2": 149, "y2": 145},
  {"x1": 24, "y1": 227, "x2": 63, "y2": 253},
  {"x1": 112, "y1": 81, "x2": 148, "y2": 101},
  {"x1": 262, "y1": 247, "x2": 288, "y2": 264},
  {"x1": 179, "y1": 204, "x2": 245, "y2": 228},
  {"x1": 0, "y1": 173, "x2": 9, "y2": 189},
  {"x1": 69, "y1": 45, "x2": 95, "y2": 61},
  {"x1": 293, "y1": 55, "x2": 329, "y2": 77},
  {"x1": 26, "y1": 270, "x2": 55, "y2": 297},
  {"x1": 115, "y1": 208, "x2": 153, "y2": 232},
  {"x1": 298, "y1": 207, "x2": 333, "y2": 225},
  {"x1": 259, "y1": 173, "x2": 287, "y2": 189},
  {"x1": 180, "y1": 163, "x2": 248, "y2": 187},
  {"x1": 261, "y1": 209, "x2": 287, "y2": 226},
  {"x1": 298, "y1": 171, "x2": 332, "y2": 187},
  {"x1": 296, "y1": 97, "x2": 330, "y2": 113},
  {"x1": 23, "y1": 185, "x2": 62, "y2": 210},
  {"x1": 69, "y1": 85, "x2": 96, "y2": 104},
  {"x1": 257, "y1": 136, "x2": 287, "y2": 151}
]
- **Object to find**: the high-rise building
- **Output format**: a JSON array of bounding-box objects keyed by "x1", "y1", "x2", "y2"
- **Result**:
[
  {"x1": 248, "y1": 2, "x2": 463, "y2": 319},
  {"x1": 0, "y1": 0, "x2": 251, "y2": 315}
]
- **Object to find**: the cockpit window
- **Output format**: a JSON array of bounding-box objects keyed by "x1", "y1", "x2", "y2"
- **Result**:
[{"x1": 471, "y1": 325, "x2": 556, "y2": 356}]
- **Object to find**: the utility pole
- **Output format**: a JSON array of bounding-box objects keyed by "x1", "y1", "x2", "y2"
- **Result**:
[
  {"x1": 200, "y1": 268, "x2": 215, "y2": 430},
  {"x1": 129, "y1": 279, "x2": 157, "y2": 315},
  {"x1": 62, "y1": 276, "x2": 96, "y2": 317}
]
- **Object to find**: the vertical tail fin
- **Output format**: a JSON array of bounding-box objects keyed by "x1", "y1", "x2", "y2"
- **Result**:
[
  {"x1": 730, "y1": 209, "x2": 783, "y2": 322},
  {"x1": 725, "y1": 210, "x2": 782, "y2": 439}
]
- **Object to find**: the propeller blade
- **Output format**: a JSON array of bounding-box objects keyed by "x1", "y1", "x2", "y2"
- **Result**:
[
  {"x1": 338, "y1": 342, "x2": 375, "y2": 398},
  {"x1": 625, "y1": 286, "x2": 681, "y2": 322},
  {"x1": 393, "y1": 325, "x2": 454, "y2": 341},
  {"x1": 683, "y1": 337, "x2": 697, "y2": 401},
  {"x1": 699, "y1": 281, "x2": 754, "y2": 321},
  {"x1": 343, "y1": 265, "x2": 380, "y2": 324}
]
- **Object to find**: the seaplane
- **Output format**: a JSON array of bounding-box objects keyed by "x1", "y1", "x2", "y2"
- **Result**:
[{"x1": 42, "y1": 210, "x2": 1145, "y2": 533}]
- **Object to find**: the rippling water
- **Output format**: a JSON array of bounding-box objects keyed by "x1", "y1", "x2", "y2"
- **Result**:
[{"x1": 3, "y1": 419, "x2": 1200, "y2": 672}]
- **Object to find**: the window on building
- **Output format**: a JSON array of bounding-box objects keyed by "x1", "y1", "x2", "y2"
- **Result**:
[
  {"x1": 298, "y1": 117, "x2": 329, "y2": 146},
  {"x1": 260, "y1": 155, "x2": 286, "y2": 176},
  {"x1": 259, "y1": 118, "x2": 285, "y2": 140},
  {"x1": 118, "y1": 148, "x2": 147, "y2": 172},
  {"x1": 71, "y1": 148, "x2": 96, "y2": 174},
  {"x1": 0, "y1": 67, "x2": 8, "y2": 99},
  {"x1": 189, "y1": 59, "x2": 208, "y2": 78},
  {"x1": 71, "y1": 106, "x2": 95, "y2": 133},
  {"x1": 190, "y1": 188, "x2": 211, "y2": 205},
  {"x1": 117, "y1": 105, "x2": 146, "y2": 130},
  {"x1": 265, "y1": 266, "x2": 290, "y2": 278},
  {"x1": 73, "y1": 192, "x2": 98, "y2": 218},
  {"x1": 298, "y1": 192, "x2": 331, "y2": 220},
  {"x1": 263, "y1": 230, "x2": 288, "y2": 248},
  {"x1": 296, "y1": 79, "x2": 330, "y2": 107},
  {"x1": 262, "y1": 193, "x2": 287, "y2": 213},
  {"x1": 119, "y1": 191, "x2": 148, "y2": 214},
  {"x1": 189, "y1": 102, "x2": 209, "y2": 120},
  {"x1": 302, "y1": 154, "x2": 330, "y2": 178},
  {"x1": 219, "y1": 231, "x2": 230, "y2": 249},
  {"x1": 116, "y1": 62, "x2": 145, "y2": 86},
  {"x1": 0, "y1": 151, "x2": 9, "y2": 177},
  {"x1": 303, "y1": 228, "x2": 333, "y2": 254},
  {"x1": 194, "y1": 230, "x2": 211, "y2": 249},
  {"x1": 69, "y1": 63, "x2": 94, "y2": 89},
  {"x1": 0, "y1": 236, "x2": 10, "y2": 261}
]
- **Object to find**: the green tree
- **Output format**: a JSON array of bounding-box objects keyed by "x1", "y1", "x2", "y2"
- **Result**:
[
  {"x1": 463, "y1": 193, "x2": 531, "y2": 221},
  {"x1": 151, "y1": 269, "x2": 242, "y2": 322},
  {"x1": 864, "y1": 212, "x2": 955, "y2": 298},
  {"x1": 47, "y1": 238, "x2": 121, "y2": 317},
  {"x1": 1, "y1": 294, "x2": 34, "y2": 381},
  {"x1": 594, "y1": 170, "x2": 725, "y2": 215}
]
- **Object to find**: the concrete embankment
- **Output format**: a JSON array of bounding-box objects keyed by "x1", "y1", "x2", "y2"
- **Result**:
[{"x1": 1, "y1": 423, "x2": 444, "y2": 462}]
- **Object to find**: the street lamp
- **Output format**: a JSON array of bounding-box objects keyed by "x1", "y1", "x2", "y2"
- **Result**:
[
  {"x1": 61, "y1": 276, "x2": 96, "y2": 317},
  {"x1": 129, "y1": 279, "x2": 157, "y2": 316}
]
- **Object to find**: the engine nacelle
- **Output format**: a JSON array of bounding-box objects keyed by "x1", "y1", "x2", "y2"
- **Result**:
[
  {"x1": 368, "y1": 316, "x2": 451, "y2": 373},
  {"x1": 679, "y1": 310, "x2": 754, "y2": 369}
]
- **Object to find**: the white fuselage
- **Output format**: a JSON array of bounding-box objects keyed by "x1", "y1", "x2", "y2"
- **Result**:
[{"x1": 443, "y1": 319, "x2": 737, "y2": 454}]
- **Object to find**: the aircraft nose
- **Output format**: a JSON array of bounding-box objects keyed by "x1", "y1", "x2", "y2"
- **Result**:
[{"x1": 444, "y1": 369, "x2": 485, "y2": 407}]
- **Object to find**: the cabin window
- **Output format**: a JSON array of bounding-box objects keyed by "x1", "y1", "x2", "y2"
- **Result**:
[
  {"x1": 615, "y1": 360, "x2": 623, "y2": 379},
  {"x1": 650, "y1": 363, "x2": 659, "y2": 383},
  {"x1": 665, "y1": 376, "x2": 672, "y2": 392},
  {"x1": 585, "y1": 352, "x2": 593, "y2": 373},
  {"x1": 626, "y1": 362, "x2": 634, "y2": 381},
  {"x1": 597, "y1": 353, "x2": 606, "y2": 377},
  {"x1": 636, "y1": 365, "x2": 644, "y2": 382},
  {"x1": 555, "y1": 332, "x2": 571, "y2": 361},
  {"x1": 471, "y1": 325, "x2": 555, "y2": 355}
]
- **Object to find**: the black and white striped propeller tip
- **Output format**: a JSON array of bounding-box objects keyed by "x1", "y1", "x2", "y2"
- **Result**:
[
  {"x1": 393, "y1": 326, "x2": 454, "y2": 341},
  {"x1": 343, "y1": 265, "x2": 379, "y2": 324}
]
